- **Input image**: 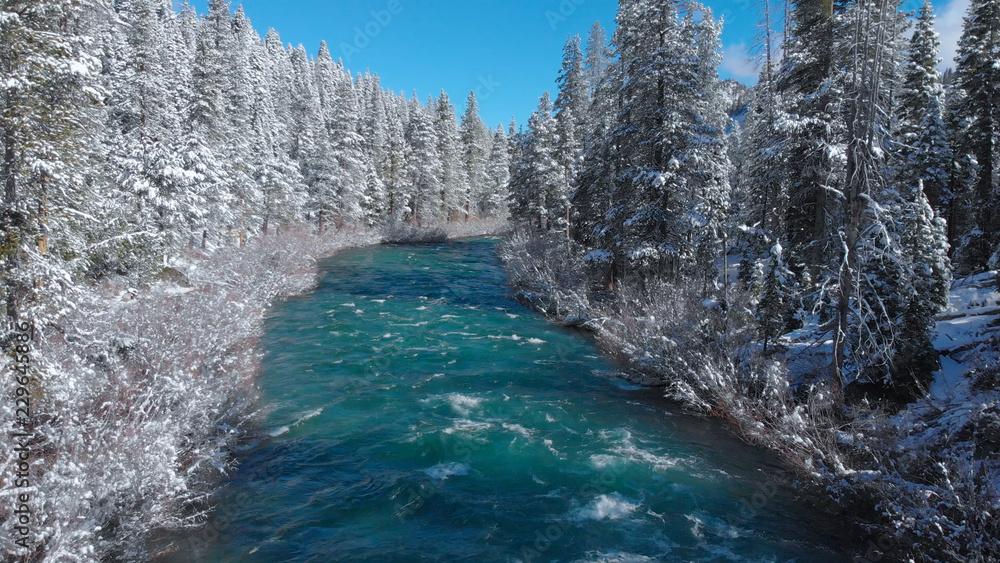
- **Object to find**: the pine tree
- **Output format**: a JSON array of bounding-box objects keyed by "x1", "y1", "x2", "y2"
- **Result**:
[
  {"x1": 360, "y1": 73, "x2": 389, "y2": 185},
  {"x1": 681, "y1": 8, "x2": 731, "y2": 282},
  {"x1": 1, "y1": 0, "x2": 103, "y2": 321},
  {"x1": 943, "y1": 77, "x2": 977, "y2": 256},
  {"x1": 361, "y1": 160, "x2": 387, "y2": 226},
  {"x1": 289, "y1": 45, "x2": 334, "y2": 232},
  {"x1": 484, "y1": 126, "x2": 511, "y2": 218},
  {"x1": 100, "y1": 0, "x2": 184, "y2": 269},
  {"x1": 384, "y1": 95, "x2": 410, "y2": 219},
  {"x1": 893, "y1": 179, "x2": 951, "y2": 393},
  {"x1": 607, "y1": 0, "x2": 692, "y2": 279},
  {"x1": 555, "y1": 35, "x2": 588, "y2": 147},
  {"x1": 775, "y1": 0, "x2": 843, "y2": 281},
  {"x1": 188, "y1": 0, "x2": 236, "y2": 247},
  {"x1": 434, "y1": 91, "x2": 465, "y2": 221},
  {"x1": 554, "y1": 36, "x2": 588, "y2": 237},
  {"x1": 583, "y1": 22, "x2": 612, "y2": 101},
  {"x1": 754, "y1": 239, "x2": 795, "y2": 353},
  {"x1": 459, "y1": 91, "x2": 489, "y2": 220},
  {"x1": 229, "y1": 6, "x2": 268, "y2": 245},
  {"x1": 512, "y1": 93, "x2": 563, "y2": 230},
  {"x1": 406, "y1": 98, "x2": 443, "y2": 226},
  {"x1": 895, "y1": 0, "x2": 952, "y2": 217},
  {"x1": 953, "y1": 0, "x2": 1000, "y2": 269},
  {"x1": 264, "y1": 28, "x2": 295, "y2": 161},
  {"x1": 323, "y1": 51, "x2": 367, "y2": 227},
  {"x1": 831, "y1": 0, "x2": 910, "y2": 395}
]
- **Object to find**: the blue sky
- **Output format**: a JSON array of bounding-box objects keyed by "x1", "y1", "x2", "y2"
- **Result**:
[{"x1": 176, "y1": 0, "x2": 970, "y2": 130}]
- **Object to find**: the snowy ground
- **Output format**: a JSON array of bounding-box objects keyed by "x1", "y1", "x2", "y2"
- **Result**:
[{"x1": 930, "y1": 271, "x2": 1000, "y2": 402}]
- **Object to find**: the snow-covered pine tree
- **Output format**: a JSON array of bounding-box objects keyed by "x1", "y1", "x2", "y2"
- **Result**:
[
  {"x1": 362, "y1": 160, "x2": 386, "y2": 226},
  {"x1": 894, "y1": 0, "x2": 952, "y2": 218},
  {"x1": 1, "y1": 0, "x2": 103, "y2": 322},
  {"x1": 893, "y1": 179, "x2": 951, "y2": 394},
  {"x1": 953, "y1": 0, "x2": 1000, "y2": 270},
  {"x1": 289, "y1": 45, "x2": 333, "y2": 232},
  {"x1": 554, "y1": 36, "x2": 589, "y2": 238},
  {"x1": 359, "y1": 73, "x2": 389, "y2": 187},
  {"x1": 315, "y1": 42, "x2": 366, "y2": 227},
  {"x1": 187, "y1": 0, "x2": 237, "y2": 248},
  {"x1": 606, "y1": 0, "x2": 692, "y2": 280},
  {"x1": 555, "y1": 35, "x2": 588, "y2": 149},
  {"x1": 680, "y1": 7, "x2": 731, "y2": 283},
  {"x1": 572, "y1": 25, "x2": 618, "y2": 257},
  {"x1": 384, "y1": 94, "x2": 410, "y2": 219},
  {"x1": 459, "y1": 91, "x2": 489, "y2": 220},
  {"x1": 229, "y1": 6, "x2": 267, "y2": 245},
  {"x1": 236, "y1": 23, "x2": 304, "y2": 238},
  {"x1": 943, "y1": 75, "x2": 977, "y2": 256},
  {"x1": 755, "y1": 239, "x2": 795, "y2": 353},
  {"x1": 484, "y1": 126, "x2": 511, "y2": 218},
  {"x1": 775, "y1": 0, "x2": 844, "y2": 282},
  {"x1": 406, "y1": 97, "x2": 443, "y2": 226},
  {"x1": 264, "y1": 28, "x2": 294, "y2": 161},
  {"x1": 583, "y1": 22, "x2": 612, "y2": 102},
  {"x1": 515, "y1": 93, "x2": 563, "y2": 231},
  {"x1": 433, "y1": 91, "x2": 465, "y2": 221},
  {"x1": 95, "y1": 0, "x2": 181, "y2": 273}
]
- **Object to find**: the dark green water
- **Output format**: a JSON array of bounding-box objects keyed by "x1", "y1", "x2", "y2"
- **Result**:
[{"x1": 167, "y1": 239, "x2": 853, "y2": 562}]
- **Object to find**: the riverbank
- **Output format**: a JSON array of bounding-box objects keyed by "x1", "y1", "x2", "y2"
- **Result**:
[
  {"x1": 1, "y1": 220, "x2": 506, "y2": 562},
  {"x1": 497, "y1": 228, "x2": 1000, "y2": 562}
]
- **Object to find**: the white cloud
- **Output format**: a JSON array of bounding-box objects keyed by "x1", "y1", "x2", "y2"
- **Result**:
[
  {"x1": 935, "y1": 0, "x2": 970, "y2": 72},
  {"x1": 720, "y1": 42, "x2": 759, "y2": 82}
]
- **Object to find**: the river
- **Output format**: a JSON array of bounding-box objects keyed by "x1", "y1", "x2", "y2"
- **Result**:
[{"x1": 162, "y1": 238, "x2": 854, "y2": 562}]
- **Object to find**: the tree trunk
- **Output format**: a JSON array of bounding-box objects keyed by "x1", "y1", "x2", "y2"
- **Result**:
[
  {"x1": 3, "y1": 117, "x2": 21, "y2": 323},
  {"x1": 37, "y1": 179, "x2": 48, "y2": 255}
]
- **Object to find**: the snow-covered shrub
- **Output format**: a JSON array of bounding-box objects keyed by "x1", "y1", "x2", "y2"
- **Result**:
[
  {"x1": 496, "y1": 228, "x2": 1000, "y2": 560},
  {"x1": 0, "y1": 227, "x2": 380, "y2": 562},
  {"x1": 498, "y1": 228, "x2": 590, "y2": 319}
]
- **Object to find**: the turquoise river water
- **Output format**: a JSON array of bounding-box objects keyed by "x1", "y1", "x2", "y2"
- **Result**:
[{"x1": 163, "y1": 238, "x2": 855, "y2": 562}]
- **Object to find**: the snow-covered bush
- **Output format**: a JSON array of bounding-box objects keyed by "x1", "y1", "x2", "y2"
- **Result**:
[
  {"x1": 0, "y1": 227, "x2": 380, "y2": 562},
  {"x1": 498, "y1": 229, "x2": 590, "y2": 319},
  {"x1": 498, "y1": 228, "x2": 1000, "y2": 562}
]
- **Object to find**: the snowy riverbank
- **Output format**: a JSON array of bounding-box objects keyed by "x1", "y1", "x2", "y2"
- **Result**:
[
  {"x1": 0, "y1": 221, "x2": 507, "y2": 562},
  {"x1": 498, "y1": 229, "x2": 1000, "y2": 562}
]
